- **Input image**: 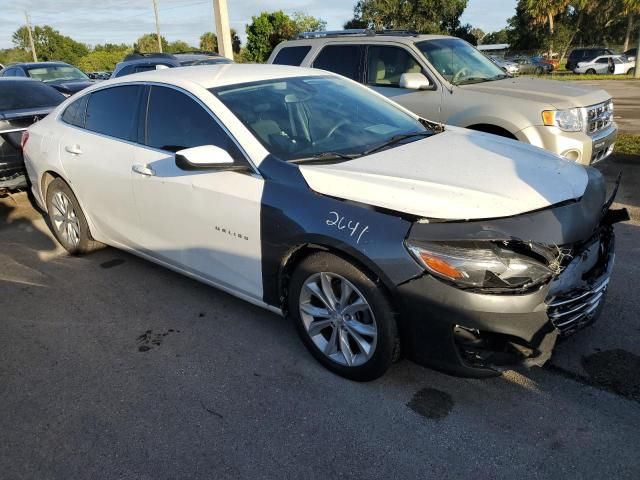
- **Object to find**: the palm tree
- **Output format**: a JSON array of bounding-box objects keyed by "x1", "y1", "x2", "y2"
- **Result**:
[
  {"x1": 523, "y1": 0, "x2": 569, "y2": 58},
  {"x1": 623, "y1": 0, "x2": 640, "y2": 51}
]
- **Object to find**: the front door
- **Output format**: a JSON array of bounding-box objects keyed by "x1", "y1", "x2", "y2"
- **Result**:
[{"x1": 130, "y1": 85, "x2": 264, "y2": 299}]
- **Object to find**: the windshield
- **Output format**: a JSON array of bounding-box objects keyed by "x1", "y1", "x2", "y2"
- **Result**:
[
  {"x1": 211, "y1": 76, "x2": 430, "y2": 161},
  {"x1": 416, "y1": 38, "x2": 508, "y2": 85},
  {"x1": 0, "y1": 81, "x2": 65, "y2": 110},
  {"x1": 26, "y1": 65, "x2": 89, "y2": 83}
]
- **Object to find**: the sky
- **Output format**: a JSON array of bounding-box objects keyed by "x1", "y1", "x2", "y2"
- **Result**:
[{"x1": 0, "y1": 0, "x2": 518, "y2": 50}]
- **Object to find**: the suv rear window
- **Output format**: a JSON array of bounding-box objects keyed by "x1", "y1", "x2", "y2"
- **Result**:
[
  {"x1": 0, "y1": 80, "x2": 65, "y2": 110},
  {"x1": 272, "y1": 46, "x2": 311, "y2": 66},
  {"x1": 313, "y1": 45, "x2": 364, "y2": 81}
]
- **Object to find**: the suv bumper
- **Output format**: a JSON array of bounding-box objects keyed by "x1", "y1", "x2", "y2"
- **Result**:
[{"x1": 517, "y1": 123, "x2": 617, "y2": 166}]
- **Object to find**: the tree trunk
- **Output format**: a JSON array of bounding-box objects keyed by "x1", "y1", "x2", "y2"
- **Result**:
[
  {"x1": 624, "y1": 13, "x2": 633, "y2": 51},
  {"x1": 548, "y1": 12, "x2": 555, "y2": 59}
]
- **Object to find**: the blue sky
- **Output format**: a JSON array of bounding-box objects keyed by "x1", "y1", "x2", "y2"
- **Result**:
[{"x1": 1, "y1": 0, "x2": 518, "y2": 49}]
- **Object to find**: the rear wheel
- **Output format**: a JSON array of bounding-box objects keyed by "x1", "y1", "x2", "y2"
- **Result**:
[
  {"x1": 45, "y1": 178, "x2": 101, "y2": 255},
  {"x1": 534, "y1": 66, "x2": 544, "y2": 75},
  {"x1": 628, "y1": 68, "x2": 636, "y2": 76},
  {"x1": 288, "y1": 252, "x2": 400, "y2": 381}
]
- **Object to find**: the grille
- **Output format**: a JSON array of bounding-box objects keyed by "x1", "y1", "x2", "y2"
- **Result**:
[
  {"x1": 547, "y1": 277, "x2": 609, "y2": 336},
  {"x1": 584, "y1": 100, "x2": 613, "y2": 135}
]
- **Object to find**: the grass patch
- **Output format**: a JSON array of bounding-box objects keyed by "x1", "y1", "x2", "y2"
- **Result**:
[
  {"x1": 529, "y1": 73, "x2": 638, "y2": 81},
  {"x1": 616, "y1": 134, "x2": 640, "y2": 156}
]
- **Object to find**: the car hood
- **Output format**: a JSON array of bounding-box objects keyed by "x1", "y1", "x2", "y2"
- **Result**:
[
  {"x1": 48, "y1": 80, "x2": 94, "y2": 95},
  {"x1": 458, "y1": 77, "x2": 610, "y2": 109},
  {"x1": 298, "y1": 128, "x2": 589, "y2": 221}
]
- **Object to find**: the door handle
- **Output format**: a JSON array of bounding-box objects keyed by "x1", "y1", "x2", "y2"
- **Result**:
[
  {"x1": 132, "y1": 163, "x2": 155, "y2": 176},
  {"x1": 65, "y1": 144, "x2": 82, "y2": 155}
]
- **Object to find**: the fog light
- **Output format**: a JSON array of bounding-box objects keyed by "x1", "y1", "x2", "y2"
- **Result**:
[{"x1": 561, "y1": 149, "x2": 580, "y2": 162}]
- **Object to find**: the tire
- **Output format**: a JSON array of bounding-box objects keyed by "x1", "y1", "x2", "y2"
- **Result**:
[
  {"x1": 45, "y1": 178, "x2": 102, "y2": 255},
  {"x1": 629, "y1": 68, "x2": 635, "y2": 76},
  {"x1": 534, "y1": 66, "x2": 544, "y2": 75},
  {"x1": 586, "y1": 69, "x2": 596, "y2": 75},
  {"x1": 288, "y1": 252, "x2": 400, "y2": 381}
]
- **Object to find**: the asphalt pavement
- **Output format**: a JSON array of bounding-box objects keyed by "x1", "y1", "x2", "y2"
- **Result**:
[{"x1": 1, "y1": 162, "x2": 640, "y2": 479}]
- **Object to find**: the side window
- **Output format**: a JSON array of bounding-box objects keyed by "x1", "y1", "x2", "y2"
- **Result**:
[
  {"x1": 114, "y1": 65, "x2": 134, "y2": 78},
  {"x1": 366, "y1": 46, "x2": 423, "y2": 87},
  {"x1": 2, "y1": 68, "x2": 15, "y2": 77},
  {"x1": 272, "y1": 46, "x2": 311, "y2": 66},
  {"x1": 596, "y1": 58, "x2": 609, "y2": 64},
  {"x1": 145, "y1": 86, "x2": 242, "y2": 159},
  {"x1": 61, "y1": 95, "x2": 88, "y2": 128},
  {"x1": 134, "y1": 65, "x2": 158, "y2": 74},
  {"x1": 14, "y1": 68, "x2": 27, "y2": 77},
  {"x1": 312, "y1": 45, "x2": 364, "y2": 81},
  {"x1": 85, "y1": 85, "x2": 142, "y2": 140}
]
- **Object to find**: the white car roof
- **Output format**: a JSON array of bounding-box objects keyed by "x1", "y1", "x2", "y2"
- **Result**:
[{"x1": 99, "y1": 64, "x2": 321, "y2": 90}]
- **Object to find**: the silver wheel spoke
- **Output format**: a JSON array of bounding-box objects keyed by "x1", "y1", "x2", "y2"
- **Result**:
[
  {"x1": 307, "y1": 318, "x2": 333, "y2": 336},
  {"x1": 320, "y1": 273, "x2": 339, "y2": 310},
  {"x1": 300, "y1": 302, "x2": 331, "y2": 318},
  {"x1": 324, "y1": 326, "x2": 339, "y2": 356},
  {"x1": 345, "y1": 320, "x2": 376, "y2": 338},
  {"x1": 340, "y1": 297, "x2": 369, "y2": 316},
  {"x1": 339, "y1": 328, "x2": 355, "y2": 366},
  {"x1": 344, "y1": 323, "x2": 373, "y2": 356},
  {"x1": 339, "y1": 280, "x2": 353, "y2": 308},
  {"x1": 305, "y1": 281, "x2": 334, "y2": 311}
]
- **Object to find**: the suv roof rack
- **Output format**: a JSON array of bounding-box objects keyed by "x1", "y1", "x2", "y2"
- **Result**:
[
  {"x1": 123, "y1": 52, "x2": 177, "y2": 62},
  {"x1": 297, "y1": 29, "x2": 420, "y2": 39}
]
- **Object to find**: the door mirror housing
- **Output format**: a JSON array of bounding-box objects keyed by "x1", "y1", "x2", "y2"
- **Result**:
[
  {"x1": 399, "y1": 73, "x2": 431, "y2": 90},
  {"x1": 175, "y1": 145, "x2": 238, "y2": 171}
]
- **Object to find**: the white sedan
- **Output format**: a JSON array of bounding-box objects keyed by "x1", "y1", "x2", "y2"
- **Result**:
[
  {"x1": 23, "y1": 64, "x2": 621, "y2": 380},
  {"x1": 574, "y1": 55, "x2": 635, "y2": 75}
]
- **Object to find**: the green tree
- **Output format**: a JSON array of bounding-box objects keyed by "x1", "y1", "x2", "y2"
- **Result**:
[
  {"x1": 133, "y1": 33, "x2": 168, "y2": 53},
  {"x1": 352, "y1": 0, "x2": 468, "y2": 34},
  {"x1": 167, "y1": 40, "x2": 192, "y2": 53},
  {"x1": 471, "y1": 27, "x2": 485, "y2": 44},
  {"x1": 200, "y1": 30, "x2": 241, "y2": 54},
  {"x1": 93, "y1": 43, "x2": 130, "y2": 53},
  {"x1": 523, "y1": 0, "x2": 569, "y2": 57},
  {"x1": 483, "y1": 29, "x2": 510, "y2": 45},
  {"x1": 245, "y1": 11, "x2": 297, "y2": 62},
  {"x1": 623, "y1": 0, "x2": 640, "y2": 50},
  {"x1": 291, "y1": 12, "x2": 327, "y2": 33},
  {"x1": 12, "y1": 25, "x2": 89, "y2": 64},
  {"x1": 0, "y1": 47, "x2": 31, "y2": 66},
  {"x1": 77, "y1": 50, "x2": 128, "y2": 71}
]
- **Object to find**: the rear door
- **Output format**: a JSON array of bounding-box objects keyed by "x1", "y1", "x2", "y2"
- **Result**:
[
  {"x1": 130, "y1": 85, "x2": 264, "y2": 299},
  {"x1": 58, "y1": 85, "x2": 143, "y2": 245}
]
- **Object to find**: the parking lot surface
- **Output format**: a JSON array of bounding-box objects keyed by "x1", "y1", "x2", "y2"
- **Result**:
[{"x1": 2, "y1": 159, "x2": 640, "y2": 479}]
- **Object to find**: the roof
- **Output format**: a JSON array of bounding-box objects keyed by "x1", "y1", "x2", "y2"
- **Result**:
[
  {"x1": 104, "y1": 64, "x2": 322, "y2": 90},
  {"x1": 280, "y1": 33, "x2": 451, "y2": 47},
  {"x1": 4, "y1": 61, "x2": 72, "y2": 68}
]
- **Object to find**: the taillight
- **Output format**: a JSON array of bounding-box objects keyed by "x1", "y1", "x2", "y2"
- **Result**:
[{"x1": 21, "y1": 131, "x2": 29, "y2": 150}]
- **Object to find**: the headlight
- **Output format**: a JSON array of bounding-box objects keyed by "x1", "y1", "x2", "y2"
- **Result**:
[
  {"x1": 406, "y1": 241, "x2": 553, "y2": 291},
  {"x1": 542, "y1": 108, "x2": 583, "y2": 132}
]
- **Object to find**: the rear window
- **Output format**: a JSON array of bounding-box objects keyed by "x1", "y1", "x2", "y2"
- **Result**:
[
  {"x1": 313, "y1": 45, "x2": 364, "y2": 81},
  {"x1": 0, "y1": 81, "x2": 65, "y2": 110},
  {"x1": 61, "y1": 95, "x2": 89, "y2": 128},
  {"x1": 85, "y1": 85, "x2": 142, "y2": 140},
  {"x1": 272, "y1": 46, "x2": 311, "y2": 66}
]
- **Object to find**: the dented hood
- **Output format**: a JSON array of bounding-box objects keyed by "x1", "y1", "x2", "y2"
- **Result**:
[{"x1": 299, "y1": 128, "x2": 589, "y2": 220}]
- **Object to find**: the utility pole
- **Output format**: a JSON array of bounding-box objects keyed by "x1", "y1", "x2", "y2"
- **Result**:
[
  {"x1": 213, "y1": 0, "x2": 233, "y2": 60},
  {"x1": 24, "y1": 11, "x2": 37, "y2": 62},
  {"x1": 152, "y1": 0, "x2": 163, "y2": 52}
]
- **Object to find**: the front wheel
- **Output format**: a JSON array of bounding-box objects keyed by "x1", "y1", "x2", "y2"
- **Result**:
[
  {"x1": 45, "y1": 178, "x2": 102, "y2": 255},
  {"x1": 586, "y1": 68, "x2": 597, "y2": 75},
  {"x1": 288, "y1": 252, "x2": 400, "y2": 381}
]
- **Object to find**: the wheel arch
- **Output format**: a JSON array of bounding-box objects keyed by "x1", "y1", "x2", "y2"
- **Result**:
[{"x1": 466, "y1": 123, "x2": 518, "y2": 139}]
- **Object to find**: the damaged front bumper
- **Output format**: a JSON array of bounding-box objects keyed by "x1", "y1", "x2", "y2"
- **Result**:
[{"x1": 395, "y1": 168, "x2": 626, "y2": 378}]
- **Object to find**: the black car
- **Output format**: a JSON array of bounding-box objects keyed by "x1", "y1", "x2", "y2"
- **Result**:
[
  {"x1": 0, "y1": 62, "x2": 94, "y2": 96},
  {"x1": 111, "y1": 52, "x2": 233, "y2": 78},
  {"x1": 566, "y1": 47, "x2": 615, "y2": 71},
  {"x1": 0, "y1": 78, "x2": 65, "y2": 191}
]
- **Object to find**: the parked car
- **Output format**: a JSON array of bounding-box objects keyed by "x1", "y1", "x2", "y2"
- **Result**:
[
  {"x1": 87, "y1": 71, "x2": 112, "y2": 80},
  {"x1": 574, "y1": 55, "x2": 635, "y2": 75},
  {"x1": 511, "y1": 56, "x2": 553, "y2": 74},
  {"x1": 23, "y1": 65, "x2": 625, "y2": 380},
  {"x1": 0, "y1": 78, "x2": 65, "y2": 191},
  {"x1": 269, "y1": 31, "x2": 617, "y2": 165},
  {"x1": 531, "y1": 56, "x2": 556, "y2": 72},
  {"x1": 566, "y1": 47, "x2": 615, "y2": 71},
  {"x1": 111, "y1": 52, "x2": 233, "y2": 78},
  {"x1": 624, "y1": 48, "x2": 637, "y2": 61},
  {"x1": 488, "y1": 55, "x2": 519, "y2": 75},
  {"x1": 0, "y1": 62, "x2": 94, "y2": 96}
]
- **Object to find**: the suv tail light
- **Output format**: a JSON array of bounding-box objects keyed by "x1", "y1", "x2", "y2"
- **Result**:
[{"x1": 20, "y1": 131, "x2": 29, "y2": 150}]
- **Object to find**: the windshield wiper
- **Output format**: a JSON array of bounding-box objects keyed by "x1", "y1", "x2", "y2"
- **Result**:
[
  {"x1": 455, "y1": 77, "x2": 493, "y2": 85},
  {"x1": 362, "y1": 131, "x2": 433, "y2": 156},
  {"x1": 290, "y1": 151, "x2": 362, "y2": 164}
]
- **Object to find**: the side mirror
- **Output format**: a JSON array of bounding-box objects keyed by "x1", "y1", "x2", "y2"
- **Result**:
[
  {"x1": 399, "y1": 73, "x2": 431, "y2": 90},
  {"x1": 175, "y1": 145, "x2": 238, "y2": 171}
]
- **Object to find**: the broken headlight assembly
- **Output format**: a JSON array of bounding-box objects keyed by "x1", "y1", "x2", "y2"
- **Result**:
[{"x1": 406, "y1": 241, "x2": 554, "y2": 292}]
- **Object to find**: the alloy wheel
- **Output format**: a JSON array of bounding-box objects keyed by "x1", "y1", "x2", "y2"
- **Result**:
[
  {"x1": 50, "y1": 191, "x2": 80, "y2": 248},
  {"x1": 299, "y1": 272, "x2": 378, "y2": 367}
]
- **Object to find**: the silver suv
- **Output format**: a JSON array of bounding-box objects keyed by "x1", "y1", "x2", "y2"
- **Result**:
[{"x1": 269, "y1": 30, "x2": 617, "y2": 165}]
